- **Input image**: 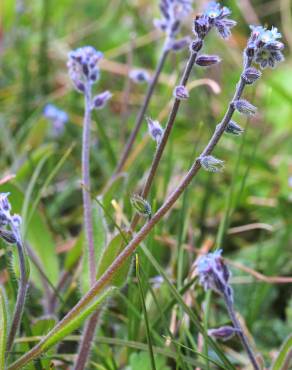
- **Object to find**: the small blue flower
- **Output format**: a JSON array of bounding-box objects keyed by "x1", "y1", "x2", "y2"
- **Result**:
[
  {"x1": 43, "y1": 104, "x2": 68, "y2": 137},
  {"x1": 205, "y1": 1, "x2": 221, "y2": 19},
  {"x1": 202, "y1": 1, "x2": 236, "y2": 39}
]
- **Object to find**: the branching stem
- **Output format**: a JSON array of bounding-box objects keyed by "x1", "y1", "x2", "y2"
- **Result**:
[
  {"x1": 8, "y1": 52, "x2": 253, "y2": 370},
  {"x1": 114, "y1": 40, "x2": 170, "y2": 175}
]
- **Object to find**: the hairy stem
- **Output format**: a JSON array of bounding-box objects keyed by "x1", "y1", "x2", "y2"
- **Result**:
[
  {"x1": 131, "y1": 40, "x2": 204, "y2": 230},
  {"x1": 113, "y1": 41, "x2": 170, "y2": 175},
  {"x1": 74, "y1": 84, "x2": 98, "y2": 370},
  {"x1": 224, "y1": 293, "x2": 260, "y2": 370},
  {"x1": 7, "y1": 240, "x2": 29, "y2": 354},
  {"x1": 82, "y1": 85, "x2": 95, "y2": 285},
  {"x1": 8, "y1": 52, "x2": 252, "y2": 370},
  {"x1": 73, "y1": 311, "x2": 99, "y2": 370}
]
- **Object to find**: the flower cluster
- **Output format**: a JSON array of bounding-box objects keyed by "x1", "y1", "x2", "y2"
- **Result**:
[
  {"x1": 154, "y1": 0, "x2": 193, "y2": 52},
  {"x1": 248, "y1": 25, "x2": 285, "y2": 69},
  {"x1": 67, "y1": 46, "x2": 103, "y2": 92},
  {"x1": 197, "y1": 250, "x2": 233, "y2": 301},
  {"x1": 43, "y1": 104, "x2": 68, "y2": 137},
  {"x1": 0, "y1": 193, "x2": 22, "y2": 245},
  {"x1": 154, "y1": 0, "x2": 193, "y2": 38},
  {"x1": 67, "y1": 46, "x2": 112, "y2": 110},
  {"x1": 194, "y1": 1, "x2": 236, "y2": 40}
]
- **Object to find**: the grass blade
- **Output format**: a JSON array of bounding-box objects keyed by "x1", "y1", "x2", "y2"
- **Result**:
[
  {"x1": 0, "y1": 287, "x2": 8, "y2": 370},
  {"x1": 135, "y1": 255, "x2": 157, "y2": 370}
]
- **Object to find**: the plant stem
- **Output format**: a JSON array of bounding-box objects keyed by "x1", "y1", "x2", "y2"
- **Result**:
[
  {"x1": 131, "y1": 42, "x2": 203, "y2": 231},
  {"x1": 73, "y1": 311, "x2": 99, "y2": 370},
  {"x1": 74, "y1": 84, "x2": 99, "y2": 370},
  {"x1": 8, "y1": 53, "x2": 253, "y2": 370},
  {"x1": 223, "y1": 292, "x2": 260, "y2": 370},
  {"x1": 6, "y1": 240, "x2": 29, "y2": 354},
  {"x1": 82, "y1": 85, "x2": 96, "y2": 285},
  {"x1": 113, "y1": 41, "x2": 170, "y2": 175}
]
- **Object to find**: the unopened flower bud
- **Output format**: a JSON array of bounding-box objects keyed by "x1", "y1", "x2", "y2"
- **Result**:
[
  {"x1": 130, "y1": 194, "x2": 152, "y2": 219},
  {"x1": 168, "y1": 37, "x2": 191, "y2": 52},
  {"x1": 190, "y1": 39, "x2": 203, "y2": 53},
  {"x1": 0, "y1": 229, "x2": 17, "y2": 245},
  {"x1": 242, "y1": 67, "x2": 261, "y2": 84},
  {"x1": 72, "y1": 79, "x2": 86, "y2": 93},
  {"x1": 199, "y1": 155, "x2": 224, "y2": 173},
  {"x1": 11, "y1": 214, "x2": 22, "y2": 228},
  {"x1": 0, "y1": 193, "x2": 11, "y2": 212},
  {"x1": 92, "y1": 91, "x2": 112, "y2": 110},
  {"x1": 129, "y1": 69, "x2": 150, "y2": 84},
  {"x1": 196, "y1": 55, "x2": 221, "y2": 67},
  {"x1": 0, "y1": 193, "x2": 11, "y2": 225},
  {"x1": 233, "y1": 99, "x2": 257, "y2": 116},
  {"x1": 265, "y1": 41, "x2": 284, "y2": 51},
  {"x1": 173, "y1": 85, "x2": 189, "y2": 100},
  {"x1": 194, "y1": 15, "x2": 210, "y2": 38},
  {"x1": 208, "y1": 326, "x2": 240, "y2": 341},
  {"x1": 146, "y1": 117, "x2": 164, "y2": 145},
  {"x1": 245, "y1": 45, "x2": 255, "y2": 58},
  {"x1": 224, "y1": 120, "x2": 244, "y2": 135},
  {"x1": 197, "y1": 250, "x2": 233, "y2": 300}
]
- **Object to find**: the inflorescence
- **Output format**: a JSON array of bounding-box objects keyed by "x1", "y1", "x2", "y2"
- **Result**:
[
  {"x1": 0, "y1": 193, "x2": 22, "y2": 245},
  {"x1": 67, "y1": 46, "x2": 112, "y2": 109}
]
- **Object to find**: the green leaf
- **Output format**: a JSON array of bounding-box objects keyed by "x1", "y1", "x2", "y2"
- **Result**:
[
  {"x1": 31, "y1": 316, "x2": 57, "y2": 337},
  {"x1": 41, "y1": 287, "x2": 116, "y2": 352},
  {"x1": 96, "y1": 232, "x2": 131, "y2": 288},
  {"x1": 64, "y1": 234, "x2": 84, "y2": 272},
  {"x1": 80, "y1": 203, "x2": 108, "y2": 294},
  {"x1": 136, "y1": 255, "x2": 156, "y2": 370},
  {"x1": 16, "y1": 144, "x2": 55, "y2": 182},
  {"x1": 0, "y1": 287, "x2": 7, "y2": 370},
  {"x1": 102, "y1": 173, "x2": 127, "y2": 213},
  {"x1": 271, "y1": 334, "x2": 292, "y2": 370},
  {"x1": 129, "y1": 352, "x2": 171, "y2": 370}
]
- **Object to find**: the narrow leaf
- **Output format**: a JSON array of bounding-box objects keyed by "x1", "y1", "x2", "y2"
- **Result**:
[
  {"x1": 96, "y1": 232, "x2": 131, "y2": 288},
  {"x1": 0, "y1": 287, "x2": 8, "y2": 370},
  {"x1": 41, "y1": 287, "x2": 116, "y2": 352},
  {"x1": 80, "y1": 204, "x2": 108, "y2": 294},
  {"x1": 272, "y1": 334, "x2": 292, "y2": 370}
]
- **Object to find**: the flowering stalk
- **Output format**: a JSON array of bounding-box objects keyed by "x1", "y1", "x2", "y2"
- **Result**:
[
  {"x1": 223, "y1": 291, "x2": 260, "y2": 370},
  {"x1": 131, "y1": 2, "x2": 236, "y2": 230},
  {"x1": 197, "y1": 250, "x2": 260, "y2": 370},
  {"x1": 113, "y1": 46, "x2": 169, "y2": 175},
  {"x1": 7, "y1": 239, "x2": 29, "y2": 354},
  {"x1": 67, "y1": 47, "x2": 112, "y2": 370},
  {"x1": 8, "y1": 21, "x2": 285, "y2": 370},
  {"x1": 114, "y1": 0, "x2": 194, "y2": 175},
  {"x1": 0, "y1": 194, "x2": 29, "y2": 355},
  {"x1": 82, "y1": 85, "x2": 96, "y2": 284}
]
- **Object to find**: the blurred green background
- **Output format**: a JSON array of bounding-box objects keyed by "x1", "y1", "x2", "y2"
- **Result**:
[{"x1": 0, "y1": 0, "x2": 292, "y2": 368}]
